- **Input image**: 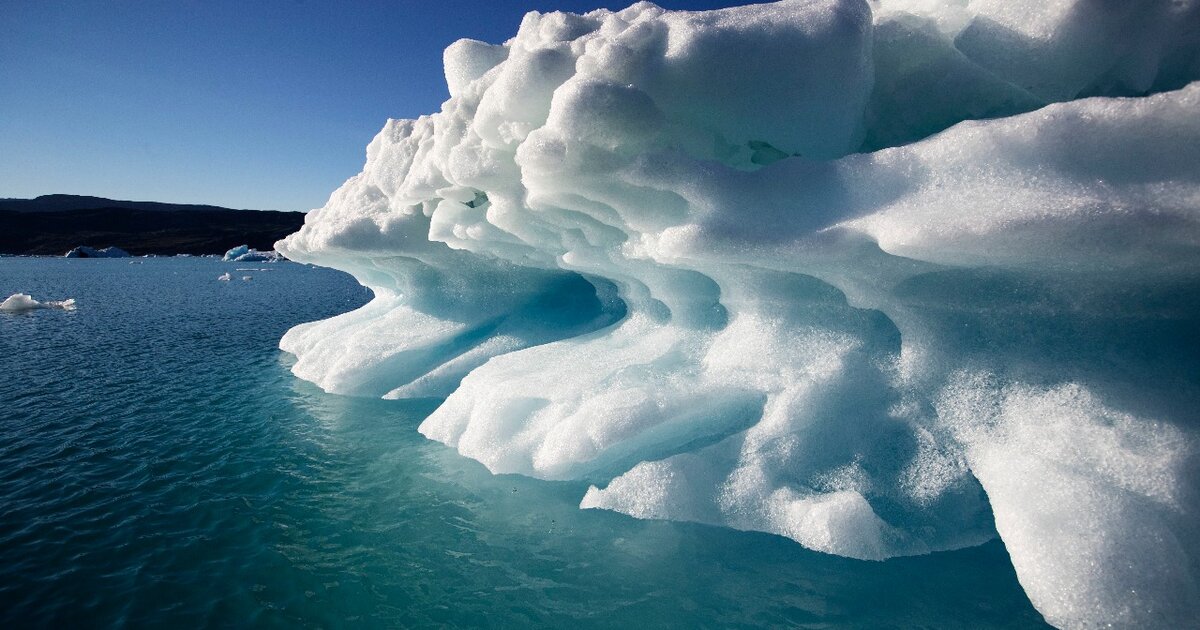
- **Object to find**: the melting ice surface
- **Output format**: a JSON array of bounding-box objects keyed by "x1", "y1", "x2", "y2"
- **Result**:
[{"x1": 275, "y1": 1, "x2": 1200, "y2": 627}]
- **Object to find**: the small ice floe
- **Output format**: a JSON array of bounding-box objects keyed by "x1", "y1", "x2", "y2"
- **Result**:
[
  {"x1": 64, "y1": 246, "x2": 130, "y2": 258},
  {"x1": 0, "y1": 293, "x2": 77, "y2": 312},
  {"x1": 223, "y1": 245, "x2": 283, "y2": 262},
  {"x1": 218, "y1": 273, "x2": 232, "y2": 281},
  {"x1": 242, "y1": 275, "x2": 252, "y2": 281}
]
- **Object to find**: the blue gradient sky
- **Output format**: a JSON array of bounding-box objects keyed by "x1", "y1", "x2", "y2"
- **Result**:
[{"x1": 1, "y1": 0, "x2": 753, "y2": 211}]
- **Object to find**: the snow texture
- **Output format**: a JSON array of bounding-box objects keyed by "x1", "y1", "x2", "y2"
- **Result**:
[{"x1": 276, "y1": 1, "x2": 1200, "y2": 627}]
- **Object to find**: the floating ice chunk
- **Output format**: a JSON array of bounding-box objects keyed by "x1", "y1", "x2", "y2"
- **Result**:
[
  {"x1": 222, "y1": 245, "x2": 249, "y2": 260},
  {"x1": 0, "y1": 293, "x2": 77, "y2": 312},
  {"x1": 3, "y1": 293, "x2": 44, "y2": 311},
  {"x1": 64, "y1": 246, "x2": 129, "y2": 258},
  {"x1": 222, "y1": 244, "x2": 283, "y2": 262},
  {"x1": 217, "y1": 273, "x2": 232, "y2": 282}
]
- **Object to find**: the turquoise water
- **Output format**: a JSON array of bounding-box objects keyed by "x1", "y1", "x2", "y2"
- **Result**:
[{"x1": 0, "y1": 258, "x2": 1049, "y2": 627}]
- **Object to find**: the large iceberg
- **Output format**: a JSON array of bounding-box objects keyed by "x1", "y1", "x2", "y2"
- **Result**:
[{"x1": 276, "y1": 1, "x2": 1200, "y2": 627}]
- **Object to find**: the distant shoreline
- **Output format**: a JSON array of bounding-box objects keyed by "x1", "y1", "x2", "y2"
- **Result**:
[{"x1": 0, "y1": 195, "x2": 304, "y2": 256}]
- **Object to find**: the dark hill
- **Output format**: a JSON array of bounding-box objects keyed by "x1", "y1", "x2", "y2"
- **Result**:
[
  {"x1": 0, "y1": 194, "x2": 276, "y2": 214},
  {"x1": 0, "y1": 195, "x2": 305, "y2": 256}
]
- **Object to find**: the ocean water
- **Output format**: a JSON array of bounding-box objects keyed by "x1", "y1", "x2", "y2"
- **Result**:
[{"x1": 0, "y1": 257, "x2": 1049, "y2": 628}]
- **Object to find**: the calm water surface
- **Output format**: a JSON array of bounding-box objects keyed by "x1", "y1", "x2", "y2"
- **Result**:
[{"x1": 0, "y1": 257, "x2": 1049, "y2": 627}]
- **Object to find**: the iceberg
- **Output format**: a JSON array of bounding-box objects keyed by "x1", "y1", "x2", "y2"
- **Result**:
[
  {"x1": 222, "y1": 244, "x2": 283, "y2": 262},
  {"x1": 276, "y1": 1, "x2": 1200, "y2": 627},
  {"x1": 64, "y1": 245, "x2": 130, "y2": 258},
  {"x1": 0, "y1": 293, "x2": 76, "y2": 312}
]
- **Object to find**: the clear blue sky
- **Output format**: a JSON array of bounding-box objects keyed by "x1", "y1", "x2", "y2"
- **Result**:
[{"x1": 0, "y1": 0, "x2": 753, "y2": 212}]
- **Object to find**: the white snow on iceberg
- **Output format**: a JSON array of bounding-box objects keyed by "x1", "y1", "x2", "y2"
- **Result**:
[{"x1": 275, "y1": 1, "x2": 1200, "y2": 627}]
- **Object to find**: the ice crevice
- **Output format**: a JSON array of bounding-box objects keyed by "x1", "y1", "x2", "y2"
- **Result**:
[{"x1": 276, "y1": 1, "x2": 1200, "y2": 627}]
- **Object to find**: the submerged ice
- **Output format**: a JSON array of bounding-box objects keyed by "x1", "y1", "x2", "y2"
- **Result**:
[{"x1": 275, "y1": 1, "x2": 1200, "y2": 627}]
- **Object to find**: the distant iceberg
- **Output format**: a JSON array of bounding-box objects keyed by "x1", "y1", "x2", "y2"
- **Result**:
[
  {"x1": 65, "y1": 246, "x2": 129, "y2": 258},
  {"x1": 276, "y1": 1, "x2": 1200, "y2": 627},
  {"x1": 0, "y1": 293, "x2": 76, "y2": 312},
  {"x1": 222, "y1": 244, "x2": 282, "y2": 262}
]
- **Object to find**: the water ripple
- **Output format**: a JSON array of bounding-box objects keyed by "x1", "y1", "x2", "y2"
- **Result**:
[{"x1": 0, "y1": 258, "x2": 1048, "y2": 627}]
